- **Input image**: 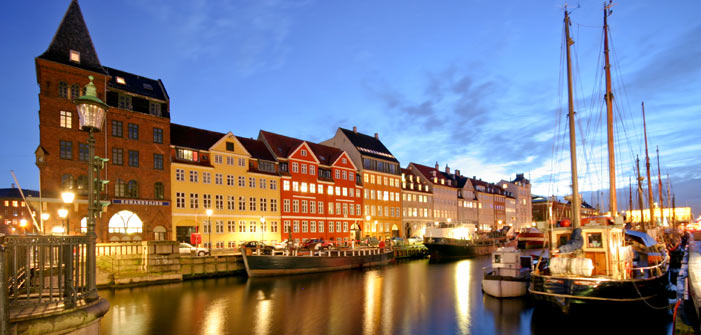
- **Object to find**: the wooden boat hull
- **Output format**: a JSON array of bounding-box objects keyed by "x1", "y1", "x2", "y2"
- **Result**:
[
  {"x1": 424, "y1": 238, "x2": 496, "y2": 260},
  {"x1": 482, "y1": 274, "x2": 529, "y2": 298},
  {"x1": 242, "y1": 249, "x2": 394, "y2": 277},
  {"x1": 529, "y1": 272, "x2": 669, "y2": 313}
]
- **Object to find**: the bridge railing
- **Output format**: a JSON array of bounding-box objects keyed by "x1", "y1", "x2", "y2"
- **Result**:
[{"x1": 0, "y1": 234, "x2": 97, "y2": 333}]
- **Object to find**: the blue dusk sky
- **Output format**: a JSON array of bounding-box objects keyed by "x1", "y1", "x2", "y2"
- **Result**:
[{"x1": 1, "y1": 1, "x2": 700, "y2": 217}]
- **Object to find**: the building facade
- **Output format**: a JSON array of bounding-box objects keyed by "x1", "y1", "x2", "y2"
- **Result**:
[
  {"x1": 170, "y1": 124, "x2": 282, "y2": 250},
  {"x1": 400, "y1": 168, "x2": 434, "y2": 238},
  {"x1": 0, "y1": 188, "x2": 40, "y2": 234},
  {"x1": 498, "y1": 173, "x2": 532, "y2": 230},
  {"x1": 35, "y1": 1, "x2": 171, "y2": 242},
  {"x1": 323, "y1": 127, "x2": 402, "y2": 240},
  {"x1": 409, "y1": 163, "x2": 458, "y2": 225},
  {"x1": 260, "y1": 131, "x2": 362, "y2": 245}
]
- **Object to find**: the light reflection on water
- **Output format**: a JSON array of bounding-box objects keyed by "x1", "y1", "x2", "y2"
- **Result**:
[{"x1": 99, "y1": 257, "x2": 672, "y2": 335}]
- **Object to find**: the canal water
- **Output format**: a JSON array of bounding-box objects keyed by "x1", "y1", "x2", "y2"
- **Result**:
[{"x1": 99, "y1": 256, "x2": 673, "y2": 335}]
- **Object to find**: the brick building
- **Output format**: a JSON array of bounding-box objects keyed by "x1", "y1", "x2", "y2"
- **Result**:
[
  {"x1": 0, "y1": 187, "x2": 40, "y2": 234},
  {"x1": 34, "y1": 1, "x2": 171, "y2": 241}
]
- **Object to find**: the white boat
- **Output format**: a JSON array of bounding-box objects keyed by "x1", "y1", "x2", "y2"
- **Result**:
[{"x1": 482, "y1": 247, "x2": 533, "y2": 298}]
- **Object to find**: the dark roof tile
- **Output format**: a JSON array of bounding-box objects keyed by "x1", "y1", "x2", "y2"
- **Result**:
[
  {"x1": 104, "y1": 67, "x2": 168, "y2": 101},
  {"x1": 170, "y1": 123, "x2": 224, "y2": 150},
  {"x1": 237, "y1": 136, "x2": 276, "y2": 161},
  {"x1": 340, "y1": 128, "x2": 398, "y2": 163}
]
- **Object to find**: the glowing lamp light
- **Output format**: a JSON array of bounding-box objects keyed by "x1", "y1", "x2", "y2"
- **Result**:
[
  {"x1": 41, "y1": 213, "x2": 50, "y2": 221},
  {"x1": 61, "y1": 191, "x2": 75, "y2": 204},
  {"x1": 52, "y1": 226, "x2": 66, "y2": 234},
  {"x1": 74, "y1": 75, "x2": 108, "y2": 132},
  {"x1": 58, "y1": 208, "x2": 68, "y2": 219},
  {"x1": 206, "y1": 209, "x2": 213, "y2": 216},
  {"x1": 19, "y1": 219, "x2": 27, "y2": 228}
]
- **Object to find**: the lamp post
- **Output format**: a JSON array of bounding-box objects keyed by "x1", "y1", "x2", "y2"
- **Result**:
[
  {"x1": 260, "y1": 217, "x2": 266, "y2": 243},
  {"x1": 19, "y1": 219, "x2": 27, "y2": 235},
  {"x1": 74, "y1": 75, "x2": 108, "y2": 301},
  {"x1": 58, "y1": 208, "x2": 68, "y2": 235},
  {"x1": 206, "y1": 209, "x2": 213, "y2": 252},
  {"x1": 41, "y1": 213, "x2": 50, "y2": 233},
  {"x1": 61, "y1": 191, "x2": 75, "y2": 234}
]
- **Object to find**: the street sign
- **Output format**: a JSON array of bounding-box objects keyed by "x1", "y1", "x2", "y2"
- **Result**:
[{"x1": 190, "y1": 233, "x2": 202, "y2": 245}]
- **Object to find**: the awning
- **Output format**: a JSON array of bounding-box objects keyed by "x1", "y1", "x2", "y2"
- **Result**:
[{"x1": 625, "y1": 229, "x2": 657, "y2": 248}]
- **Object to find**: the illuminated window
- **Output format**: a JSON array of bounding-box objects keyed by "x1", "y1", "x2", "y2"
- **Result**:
[
  {"x1": 69, "y1": 50, "x2": 80, "y2": 63},
  {"x1": 60, "y1": 111, "x2": 72, "y2": 128},
  {"x1": 116, "y1": 76, "x2": 126, "y2": 85}
]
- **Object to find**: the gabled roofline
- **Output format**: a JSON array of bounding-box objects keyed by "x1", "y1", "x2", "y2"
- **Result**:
[{"x1": 289, "y1": 142, "x2": 321, "y2": 164}]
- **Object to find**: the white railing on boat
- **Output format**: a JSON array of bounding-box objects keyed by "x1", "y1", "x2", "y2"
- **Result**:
[{"x1": 262, "y1": 248, "x2": 387, "y2": 257}]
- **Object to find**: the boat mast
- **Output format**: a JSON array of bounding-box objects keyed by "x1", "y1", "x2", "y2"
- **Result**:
[
  {"x1": 667, "y1": 174, "x2": 673, "y2": 227},
  {"x1": 636, "y1": 156, "x2": 646, "y2": 232},
  {"x1": 642, "y1": 102, "x2": 655, "y2": 228},
  {"x1": 656, "y1": 146, "x2": 666, "y2": 226},
  {"x1": 628, "y1": 177, "x2": 633, "y2": 221},
  {"x1": 564, "y1": 8, "x2": 581, "y2": 229},
  {"x1": 603, "y1": 1, "x2": 617, "y2": 217}
]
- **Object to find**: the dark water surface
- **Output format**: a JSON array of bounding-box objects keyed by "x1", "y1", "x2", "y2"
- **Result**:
[{"x1": 99, "y1": 257, "x2": 673, "y2": 335}]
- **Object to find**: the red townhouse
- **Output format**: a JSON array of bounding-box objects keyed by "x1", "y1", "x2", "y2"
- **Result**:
[{"x1": 259, "y1": 131, "x2": 363, "y2": 246}]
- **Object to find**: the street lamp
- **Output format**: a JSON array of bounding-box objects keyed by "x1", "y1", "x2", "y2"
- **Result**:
[
  {"x1": 260, "y1": 217, "x2": 266, "y2": 243},
  {"x1": 206, "y1": 209, "x2": 213, "y2": 252},
  {"x1": 61, "y1": 191, "x2": 75, "y2": 234},
  {"x1": 74, "y1": 75, "x2": 108, "y2": 302},
  {"x1": 58, "y1": 208, "x2": 68, "y2": 235},
  {"x1": 20, "y1": 219, "x2": 27, "y2": 235},
  {"x1": 41, "y1": 213, "x2": 50, "y2": 232}
]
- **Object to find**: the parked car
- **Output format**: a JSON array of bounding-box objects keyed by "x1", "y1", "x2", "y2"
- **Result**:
[
  {"x1": 241, "y1": 241, "x2": 273, "y2": 254},
  {"x1": 359, "y1": 237, "x2": 380, "y2": 248},
  {"x1": 179, "y1": 243, "x2": 209, "y2": 256},
  {"x1": 301, "y1": 238, "x2": 335, "y2": 250},
  {"x1": 274, "y1": 239, "x2": 299, "y2": 250}
]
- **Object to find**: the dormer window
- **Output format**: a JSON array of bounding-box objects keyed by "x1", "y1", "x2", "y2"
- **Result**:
[
  {"x1": 301, "y1": 149, "x2": 307, "y2": 156},
  {"x1": 116, "y1": 76, "x2": 126, "y2": 85},
  {"x1": 149, "y1": 101, "x2": 162, "y2": 117},
  {"x1": 176, "y1": 148, "x2": 198, "y2": 162},
  {"x1": 69, "y1": 50, "x2": 80, "y2": 63}
]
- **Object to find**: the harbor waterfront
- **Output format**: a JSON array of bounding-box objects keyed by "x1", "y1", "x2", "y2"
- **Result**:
[{"x1": 98, "y1": 257, "x2": 673, "y2": 335}]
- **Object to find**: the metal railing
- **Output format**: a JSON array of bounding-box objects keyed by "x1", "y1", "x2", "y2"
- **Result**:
[{"x1": 0, "y1": 234, "x2": 97, "y2": 324}]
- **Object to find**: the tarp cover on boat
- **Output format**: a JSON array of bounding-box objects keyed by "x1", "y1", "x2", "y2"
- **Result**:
[
  {"x1": 625, "y1": 229, "x2": 657, "y2": 248},
  {"x1": 558, "y1": 228, "x2": 583, "y2": 253}
]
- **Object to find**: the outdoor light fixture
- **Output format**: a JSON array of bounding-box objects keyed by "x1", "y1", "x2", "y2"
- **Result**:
[
  {"x1": 58, "y1": 208, "x2": 68, "y2": 235},
  {"x1": 206, "y1": 209, "x2": 213, "y2": 252},
  {"x1": 61, "y1": 191, "x2": 75, "y2": 205},
  {"x1": 74, "y1": 76, "x2": 108, "y2": 132}
]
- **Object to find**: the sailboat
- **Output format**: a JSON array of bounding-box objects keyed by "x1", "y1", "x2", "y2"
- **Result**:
[{"x1": 528, "y1": 4, "x2": 670, "y2": 313}]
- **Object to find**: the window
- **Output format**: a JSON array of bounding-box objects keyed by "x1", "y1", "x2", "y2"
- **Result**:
[
  {"x1": 318, "y1": 201, "x2": 324, "y2": 214},
  {"x1": 301, "y1": 149, "x2": 307, "y2": 156},
  {"x1": 227, "y1": 196, "x2": 235, "y2": 210},
  {"x1": 249, "y1": 177, "x2": 256, "y2": 188},
  {"x1": 301, "y1": 164, "x2": 307, "y2": 174},
  {"x1": 302, "y1": 221, "x2": 308, "y2": 233},
  {"x1": 271, "y1": 221, "x2": 278, "y2": 233},
  {"x1": 283, "y1": 180, "x2": 290, "y2": 191},
  {"x1": 301, "y1": 200, "x2": 308, "y2": 213},
  {"x1": 58, "y1": 82, "x2": 68, "y2": 98},
  {"x1": 301, "y1": 182, "x2": 307, "y2": 193},
  {"x1": 79, "y1": 143, "x2": 89, "y2": 161},
  {"x1": 149, "y1": 101, "x2": 162, "y2": 117},
  {"x1": 128, "y1": 150, "x2": 139, "y2": 167},
  {"x1": 310, "y1": 221, "x2": 317, "y2": 233},
  {"x1": 227, "y1": 175, "x2": 234, "y2": 186},
  {"x1": 292, "y1": 182, "x2": 299, "y2": 192},
  {"x1": 249, "y1": 197, "x2": 256, "y2": 211},
  {"x1": 260, "y1": 198, "x2": 267, "y2": 212},
  {"x1": 190, "y1": 171, "x2": 198, "y2": 183},
  {"x1": 238, "y1": 158, "x2": 246, "y2": 167},
  {"x1": 270, "y1": 199, "x2": 278, "y2": 212},
  {"x1": 118, "y1": 94, "x2": 132, "y2": 110},
  {"x1": 228, "y1": 221, "x2": 235, "y2": 232},
  {"x1": 153, "y1": 154, "x2": 164, "y2": 170},
  {"x1": 215, "y1": 195, "x2": 223, "y2": 210},
  {"x1": 309, "y1": 166, "x2": 315, "y2": 175},
  {"x1": 190, "y1": 193, "x2": 199, "y2": 209},
  {"x1": 239, "y1": 197, "x2": 246, "y2": 211},
  {"x1": 310, "y1": 201, "x2": 316, "y2": 214},
  {"x1": 319, "y1": 221, "x2": 324, "y2": 233},
  {"x1": 216, "y1": 220, "x2": 224, "y2": 233},
  {"x1": 260, "y1": 179, "x2": 267, "y2": 189},
  {"x1": 111, "y1": 120, "x2": 123, "y2": 137},
  {"x1": 343, "y1": 222, "x2": 348, "y2": 232},
  {"x1": 328, "y1": 202, "x2": 334, "y2": 215},
  {"x1": 336, "y1": 203, "x2": 341, "y2": 216},
  {"x1": 293, "y1": 200, "x2": 299, "y2": 213},
  {"x1": 115, "y1": 76, "x2": 126, "y2": 85},
  {"x1": 60, "y1": 111, "x2": 72, "y2": 128},
  {"x1": 215, "y1": 173, "x2": 223, "y2": 185},
  {"x1": 227, "y1": 156, "x2": 234, "y2": 165},
  {"x1": 335, "y1": 170, "x2": 340, "y2": 179},
  {"x1": 284, "y1": 220, "x2": 290, "y2": 233},
  {"x1": 176, "y1": 192, "x2": 185, "y2": 208},
  {"x1": 70, "y1": 84, "x2": 80, "y2": 101},
  {"x1": 587, "y1": 233, "x2": 603, "y2": 248},
  {"x1": 114, "y1": 179, "x2": 125, "y2": 197},
  {"x1": 61, "y1": 174, "x2": 74, "y2": 190},
  {"x1": 226, "y1": 142, "x2": 234, "y2": 151},
  {"x1": 176, "y1": 148, "x2": 198, "y2": 162},
  {"x1": 214, "y1": 155, "x2": 222, "y2": 164},
  {"x1": 126, "y1": 180, "x2": 138, "y2": 198},
  {"x1": 69, "y1": 50, "x2": 80, "y2": 63},
  {"x1": 293, "y1": 221, "x2": 299, "y2": 233},
  {"x1": 239, "y1": 221, "x2": 246, "y2": 233},
  {"x1": 342, "y1": 171, "x2": 347, "y2": 180},
  {"x1": 318, "y1": 185, "x2": 323, "y2": 194},
  {"x1": 154, "y1": 182, "x2": 164, "y2": 199},
  {"x1": 310, "y1": 184, "x2": 316, "y2": 194},
  {"x1": 128, "y1": 123, "x2": 139, "y2": 140},
  {"x1": 238, "y1": 176, "x2": 245, "y2": 187},
  {"x1": 292, "y1": 162, "x2": 299, "y2": 173},
  {"x1": 59, "y1": 140, "x2": 72, "y2": 159},
  {"x1": 203, "y1": 172, "x2": 211, "y2": 184},
  {"x1": 153, "y1": 128, "x2": 163, "y2": 144},
  {"x1": 329, "y1": 221, "x2": 334, "y2": 233},
  {"x1": 176, "y1": 169, "x2": 184, "y2": 181}
]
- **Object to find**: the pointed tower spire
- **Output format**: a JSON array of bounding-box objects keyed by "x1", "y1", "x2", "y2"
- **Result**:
[{"x1": 38, "y1": 0, "x2": 105, "y2": 74}]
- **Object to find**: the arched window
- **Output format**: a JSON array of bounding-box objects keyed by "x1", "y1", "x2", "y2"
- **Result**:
[
  {"x1": 76, "y1": 175, "x2": 88, "y2": 194},
  {"x1": 58, "y1": 82, "x2": 68, "y2": 98},
  {"x1": 154, "y1": 182, "x2": 164, "y2": 200},
  {"x1": 127, "y1": 180, "x2": 138, "y2": 198},
  {"x1": 114, "y1": 179, "x2": 126, "y2": 197},
  {"x1": 61, "y1": 174, "x2": 74, "y2": 190},
  {"x1": 70, "y1": 84, "x2": 80, "y2": 99},
  {"x1": 153, "y1": 225, "x2": 166, "y2": 241},
  {"x1": 108, "y1": 210, "x2": 143, "y2": 234}
]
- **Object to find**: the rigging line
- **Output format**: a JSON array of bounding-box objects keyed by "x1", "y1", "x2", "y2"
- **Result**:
[{"x1": 609, "y1": 26, "x2": 641, "y2": 156}]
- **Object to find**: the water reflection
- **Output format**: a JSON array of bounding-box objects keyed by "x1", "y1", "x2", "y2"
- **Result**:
[{"x1": 99, "y1": 257, "x2": 672, "y2": 335}]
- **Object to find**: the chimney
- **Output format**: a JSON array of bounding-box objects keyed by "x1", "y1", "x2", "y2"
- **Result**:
[
  {"x1": 435, "y1": 161, "x2": 439, "y2": 170},
  {"x1": 374, "y1": 132, "x2": 379, "y2": 139},
  {"x1": 456, "y1": 169, "x2": 461, "y2": 177},
  {"x1": 353, "y1": 126, "x2": 357, "y2": 133},
  {"x1": 445, "y1": 164, "x2": 450, "y2": 175}
]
